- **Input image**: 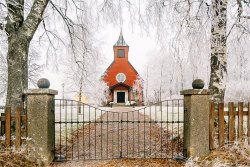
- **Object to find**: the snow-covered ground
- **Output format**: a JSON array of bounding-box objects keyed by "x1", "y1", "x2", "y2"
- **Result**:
[
  {"x1": 54, "y1": 105, "x2": 111, "y2": 123},
  {"x1": 54, "y1": 105, "x2": 184, "y2": 123},
  {"x1": 54, "y1": 105, "x2": 111, "y2": 143}
]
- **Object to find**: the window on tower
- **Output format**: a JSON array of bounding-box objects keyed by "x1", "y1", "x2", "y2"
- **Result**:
[{"x1": 117, "y1": 49, "x2": 125, "y2": 58}]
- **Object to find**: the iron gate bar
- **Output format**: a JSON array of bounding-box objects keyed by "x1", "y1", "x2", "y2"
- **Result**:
[
  {"x1": 107, "y1": 110, "x2": 108, "y2": 159},
  {"x1": 54, "y1": 99, "x2": 184, "y2": 161},
  {"x1": 137, "y1": 108, "x2": 140, "y2": 157},
  {"x1": 127, "y1": 112, "x2": 129, "y2": 157},
  {"x1": 71, "y1": 101, "x2": 73, "y2": 160},
  {"x1": 120, "y1": 113, "x2": 123, "y2": 157},
  {"x1": 59, "y1": 100, "x2": 62, "y2": 158},
  {"x1": 88, "y1": 106, "x2": 90, "y2": 159},
  {"x1": 161, "y1": 102, "x2": 162, "y2": 158},
  {"x1": 132, "y1": 111, "x2": 134, "y2": 157},
  {"x1": 101, "y1": 110, "x2": 103, "y2": 159},
  {"x1": 166, "y1": 100, "x2": 169, "y2": 158},
  {"x1": 112, "y1": 112, "x2": 114, "y2": 157},
  {"x1": 154, "y1": 104, "x2": 157, "y2": 158},
  {"x1": 65, "y1": 100, "x2": 68, "y2": 159},
  {"x1": 95, "y1": 108, "x2": 96, "y2": 159},
  {"x1": 55, "y1": 120, "x2": 184, "y2": 124},
  {"x1": 83, "y1": 103, "x2": 85, "y2": 160},
  {"x1": 117, "y1": 112, "x2": 119, "y2": 157},
  {"x1": 144, "y1": 108, "x2": 145, "y2": 158},
  {"x1": 178, "y1": 100, "x2": 180, "y2": 155},
  {"x1": 53, "y1": 98, "x2": 56, "y2": 160},
  {"x1": 172, "y1": 101, "x2": 174, "y2": 159},
  {"x1": 149, "y1": 105, "x2": 151, "y2": 157},
  {"x1": 77, "y1": 102, "x2": 79, "y2": 160}
]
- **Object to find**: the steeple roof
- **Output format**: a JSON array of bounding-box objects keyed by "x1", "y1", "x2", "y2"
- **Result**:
[{"x1": 114, "y1": 32, "x2": 129, "y2": 47}]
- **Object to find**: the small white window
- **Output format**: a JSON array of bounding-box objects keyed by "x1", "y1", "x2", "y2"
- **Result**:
[{"x1": 116, "y1": 73, "x2": 126, "y2": 83}]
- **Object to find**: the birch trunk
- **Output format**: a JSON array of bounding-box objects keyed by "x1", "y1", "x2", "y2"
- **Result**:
[
  {"x1": 209, "y1": 0, "x2": 228, "y2": 103},
  {"x1": 4, "y1": 0, "x2": 49, "y2": 113},
  {"x1": 78, "y1": 79, "x2": 83, "y2": 114}
]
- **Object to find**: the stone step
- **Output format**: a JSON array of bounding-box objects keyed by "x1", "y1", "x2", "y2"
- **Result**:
[
  {"x1": 111, "y1": 103, "x2": 136, "y2": 107},
  {"x1": 112, "y1": 103, "x2": 126, "y2": 107}
]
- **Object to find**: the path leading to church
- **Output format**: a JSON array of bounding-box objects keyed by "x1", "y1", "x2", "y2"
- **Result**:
[{"x1": 52, "y1": 107, "x2": 184, "y2": 167}]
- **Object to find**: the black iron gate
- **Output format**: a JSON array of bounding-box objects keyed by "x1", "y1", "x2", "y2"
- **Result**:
[{"x1": 54, "y1": 99, "x2": 184, "y2": 161}]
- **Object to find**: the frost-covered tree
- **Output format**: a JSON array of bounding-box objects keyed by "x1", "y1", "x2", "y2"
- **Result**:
[
  {"x1": 143, "y1": 48, "x2": 195, "y2": 104},
  {"x1": 130, "y1": 75, "x2": 143, "y2": 104},
  {"x1": 0, "y1": 0, "x2": 99, "y2": 112},
  {"x1": 0, "y1": 0, "x2": 49, "y2": 112},
  {"x1": 209, "y1": 0, "x2": 228, "y2": 102},
  {"x1": 143, "y1": 0, "x2": 250, "y2": 102},
  {"x1": 0, "y1": 46, "x2": 44, "y2": 98},
  {"x1": 1, "y1": 0, "x2": 249, "y2": 113},
  {"x1": 62, "y1": 49, "x2": 108, "y2": 106}
]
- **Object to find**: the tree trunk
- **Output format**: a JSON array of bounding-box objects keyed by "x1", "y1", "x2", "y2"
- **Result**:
[
  {"x1": 78, "y1": 79, "x2": 82, "y2": 114},
  {"x1": 4, "y1": 0, "x2": 49, "y2": 114},
  {"x1": 6, "y1": 33, "x2": 29, "y2": 113},
  {"x1": 209, "y1": 0, "x2": 228, "y2": 103}
]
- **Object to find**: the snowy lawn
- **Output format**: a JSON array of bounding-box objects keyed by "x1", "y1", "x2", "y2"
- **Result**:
[{"x1": 54, "y1": 105, "x2": 111, "y2": 144}]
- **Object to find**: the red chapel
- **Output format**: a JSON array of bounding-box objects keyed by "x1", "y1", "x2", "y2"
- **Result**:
[{"x1": 103, "y1": 32, "x2": 143, "y2": 105}]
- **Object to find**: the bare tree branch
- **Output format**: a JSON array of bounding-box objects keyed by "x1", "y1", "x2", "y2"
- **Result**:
[
  {"x1": 5, "y1": 0, "x2": 24, "y2": 33},
  {"x1": 0, "y1": 2, "x2": 7, "y2": 8},
  {"x1": 227, "y1": 22, "x2": 237, "y2": 38},
  {"x1": 240, "y1": 15, "x2": 250, "y2": 19},
  {"x1": 21, "y1": 0, "x2": 49, "y2": 39},
  {"x1": 0, "y1": 23, "x2": 3, "y2": 30},
  {"x1": 42, "y1": 19, "x2": 56, "y2": 50},
  {"x1": 49, "y1": 1, "x2": 75, "y2": 51},
  {"x1": 237, "y1": 0, "x2": 243, "y2": 17}
]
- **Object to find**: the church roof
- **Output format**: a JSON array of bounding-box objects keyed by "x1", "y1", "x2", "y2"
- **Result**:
[
  {"x1": 109, "y1": 82, "x2": 132, "y2": 90},
  {"x1": 113, "y1": 32, "x2": 129, "y2": 47},
  {"x1": 102, "y1": 60, "x2": 138, "y2": 79}
]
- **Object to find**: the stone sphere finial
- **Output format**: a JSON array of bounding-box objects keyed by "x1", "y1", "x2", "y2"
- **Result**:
[
  {"x1": 192, "y1": 79, "x2": 205, "y2": 89},
  {"x1": 37, "y1": 78, "x2": 50, "y2": 88}
]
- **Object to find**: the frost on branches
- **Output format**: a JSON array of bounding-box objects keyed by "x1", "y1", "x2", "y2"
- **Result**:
[{"x1": 130, "y1": 76, "x2": 143, "y2": 104}]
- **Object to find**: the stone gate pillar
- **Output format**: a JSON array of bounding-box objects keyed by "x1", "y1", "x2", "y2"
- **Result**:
[
  {"x1": 24, "y1": 78, "x2": 58, "y2": 164},
  {"x1": 180, "y1": 79, "x2": 210, "y2": 158}
]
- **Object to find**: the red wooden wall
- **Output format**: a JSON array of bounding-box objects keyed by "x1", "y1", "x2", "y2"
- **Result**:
[{"x1": 103, "y1": 46, "x2": 138, "y2": 87}]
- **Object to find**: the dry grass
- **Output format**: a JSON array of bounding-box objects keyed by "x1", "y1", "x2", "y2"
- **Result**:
[
  {"x1": 1, "y1": 105, "x2": 248, "y2": 167},
  {"x1": 185, "y1": 137, "x2": 250, "y2": 167},
  {"x1": 1, "y1": 137, "x2": 248, "y2": 167},
  {"x1": 0, "y1": 148, "x2": 41, "y2": 167},
  {"x1": 52, "y1": 158, "x2": 184, "y2": 167},
  {"x1": 84, "y1": 158, "x2": 184, "y2": 167}
]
